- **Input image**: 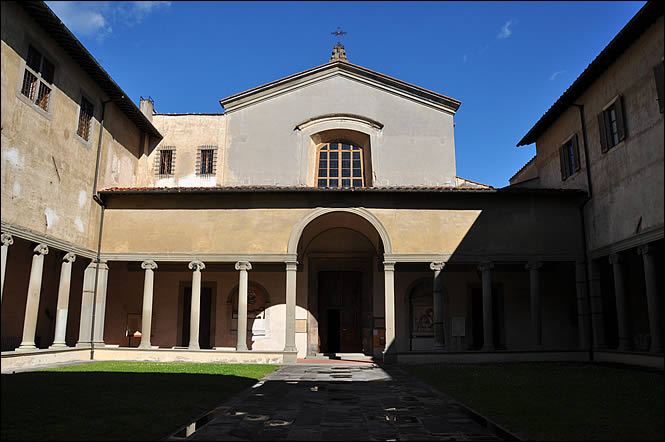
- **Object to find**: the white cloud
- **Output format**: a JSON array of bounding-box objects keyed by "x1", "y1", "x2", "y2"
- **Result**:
[
  {"x1": 45, "y1": 1, "x2": 171, "y2": 41},
  {"x1": 550, "y1": 70, "x2": 565, "y2": 81},
  {"x1": 497, "y1": 19, "x2": 515, "y2": 39}
]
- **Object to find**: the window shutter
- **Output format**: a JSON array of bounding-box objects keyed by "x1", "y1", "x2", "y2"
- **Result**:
[
  {"x1": 598, "y1": 112, "x2": 609, "y2": 153},
  {"x1": 615, "y1": 96, "x2": 626, "y2": 142},
  {"x1": 559, "y1": 145, "x2": 568, "y2": 180},
  {"x1": 572, "y1": 134, "x2": 580, "y2": 173},
  {"x1": 654, "y1": 62, "x2": 664, "y2": 113}
]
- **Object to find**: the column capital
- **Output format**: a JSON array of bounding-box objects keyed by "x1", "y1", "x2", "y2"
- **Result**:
[
  {"x1": 285, "y1": 260, "x2": 298, "y2": 271},
  {"x1": 33, "y1": 243, "x2": 49, "y2": 256},
  {"x1": 235, "y1": 261, "x2": 252, "y2": 271},
  {"x1": 637, "y1": 244, "x2": 653, "y2": 256},
  {"x1": 478, "y1": 261, "x2": 494, "y2": 272},
  {"x1": 1, "y1": 233, "x2": 13, "y2": 247},
  {"x1": 63, "y1": 252, "x2": 76, "y2": 263},
  {"x1": 430, "y1": 262, "x2": 445, "y2": 271},
  {"x1": 525, "y1": 260, "x2": 542, "y2": 270},
  {"x1": 383, "y1": 261, "x2": 396, "y2": 271},
  {"x1": 188, "y1": 260, "x2": 206, "y2": 271},
  {"x1": 608, "y1": 253, "x2": 622, "y2": 265},
  {"x1": 141, "y1": 260, "x2": 158, "y2": 270}
]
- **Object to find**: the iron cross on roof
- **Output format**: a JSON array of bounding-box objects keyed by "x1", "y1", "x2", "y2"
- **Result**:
[{"x1": 331, "y1": 26, "x2": 347, "y2": 44}]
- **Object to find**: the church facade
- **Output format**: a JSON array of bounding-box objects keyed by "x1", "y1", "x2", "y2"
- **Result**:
[{"x1": 1, "y1": 1, "x2": 662, "y2": 371}]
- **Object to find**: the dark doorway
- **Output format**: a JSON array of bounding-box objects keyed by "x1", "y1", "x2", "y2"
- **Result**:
[
  {"x1": 182, "y1": 287, "x2": 214, "y2": 349},
  {"x1": 319, "y1": 271, "x2": 362, "y2": 353}
]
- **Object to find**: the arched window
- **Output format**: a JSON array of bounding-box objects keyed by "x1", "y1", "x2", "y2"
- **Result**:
[{"x1": 316, "y1": 141, "x2": 364, "y2": 188}]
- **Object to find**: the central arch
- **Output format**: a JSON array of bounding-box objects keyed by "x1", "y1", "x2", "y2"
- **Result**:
[{"x1": 290, "y1": 208, "x2": 392, "y2": 358}]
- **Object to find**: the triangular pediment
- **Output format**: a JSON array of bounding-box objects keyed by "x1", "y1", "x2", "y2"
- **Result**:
[{"x1": 219, "y1": 60, "x2": 461, "y2": 115}]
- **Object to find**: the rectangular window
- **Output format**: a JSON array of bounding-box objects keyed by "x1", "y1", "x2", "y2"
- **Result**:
[
  {"x1": 200, "y1": 149, "x2": 214, "y2": 174},
  {"x1": 76, "y1": 96, "x2": 94, "y2": 140},
  {"x1": 598, "y1": 96, "x2": 626, "y2": 153},
  {"x1": 196, "y1": 146, "x2": 217, "y2": 176},
  {"x1": 19, "y1": 45, "x2": 55, "y2": 114},
  {"x1": 159, "y1": 150, "x2": 173, "y2": 175},
  {"x1": 559, "y1": 134, "x2": 580, "y2": 181}
]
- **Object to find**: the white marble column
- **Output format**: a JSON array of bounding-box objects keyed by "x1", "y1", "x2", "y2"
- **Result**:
[
  {"x1": 235, "y1": 261, "x2": 252, "y2": 351},
  {"x1": 575, "y1": 261, "x2": 591, "y2": 350},
  {"x1": 430, "y1": 262, "x2": 445, "y2": 351},
  {"x1": 526, "y1": 260, "x2": 543, "y2": 350},
  {"x1": 638, "y1": 245, "x2": 663, "y2": 353},
  {"x1": 478, "y1": 261, "x2": 494, "y2": 351},
  {"x1": 49, "y1": 252, "x2": 76, "y2": 348},
  {"x1": 588, "y1": 260, "x2": 606, "y2": 349},
  {"x1": 188, "y1": 260, "x2": 205, "y2": 350},
  {"x1": 609, "y1": 253, "x2": 631, "y2": 351},
  {"x1": 383, "y1": 261, "x2": 396, "y2": 361},
  {"x1": 18, "y1": 243, "x2": 49, "y2": 350},
  {"x1": 1, "y1": 233, "x2": 14, "y2": 301},
  {"x1": 284, "y1": 260, "x2": 298, "y2": 353},
  {"x1": 139, "y1": 260, "x2": 158, "y2": 349}
]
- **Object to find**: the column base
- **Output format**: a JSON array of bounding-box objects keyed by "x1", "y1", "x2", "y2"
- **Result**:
[
  {"x1": 617, "y1": 339, "x2": 633, "y2": 352},
  {"x1": 92, "y1": 342, "x2": 107, "y2": 348},
  {"x1": 432, "y1": 345, "x2": 446, "y2": 352},
  {"x1": 283, "y1": 345, "x2": 297, "y2": 352},
  {"x1": 481, "y1": 344, "x2": 495, "y2": 352},
  {"x1": 236, "y1": 345, "x2": 248, "y2": 351},
  {"x1": 382, "y1": 350, "x2": 397, "y2": 364},
  {"x1": 48, "y1": 342, "x2": 69, "y2": 349},
  {"x1": 75, "y1": 342, "x2": 92, "y2": 348},
  {"x1": 188, "y1": 345, "x2": 200, "y2": 351},
  {"x1": 16, "y1": 344, "x2": 37, "y2": 352},
  {"x1": 533, "y1": 344, "x2": 544, "y2": 351}
]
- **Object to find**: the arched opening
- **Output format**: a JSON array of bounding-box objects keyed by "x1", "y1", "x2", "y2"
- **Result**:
[{"x1": 294, "y1": 210, "x2": 388, "y2": 357}]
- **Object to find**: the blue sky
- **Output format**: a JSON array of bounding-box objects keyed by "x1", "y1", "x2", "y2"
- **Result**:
[{"x1": 45, "y1": 1, "x2": 646, "y2": 188}]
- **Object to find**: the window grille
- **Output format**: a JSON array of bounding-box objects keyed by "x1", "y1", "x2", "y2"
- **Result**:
[
  {"x1": 19, "y1": 45, "x2": 55, "y2": 113},
  {"x1": 154, "y1": 146, "x2": 176, "y2": 176},
  {"x1": 76, "y1": 97, "x2": 94, "y2": 140},
  {"x1": 316, "y1": 142, "x2": 364, "y2": 188},
  {"x1": 196, "y1": 146, "x2": 217, "y2": 176}
]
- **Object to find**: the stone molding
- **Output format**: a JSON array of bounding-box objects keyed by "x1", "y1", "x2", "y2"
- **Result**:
[
  {"x1": 588, "y1": 224, "x2": 664, "y2": 259},
  {"x1": 285, "y1": 261, "x2": 298, "y2": 271},
  {"x1": 383, "y1": 261, "x2": 396, "y2": 271},
  {"x1": 1, "y1": 220, "x2": 96, "y2": 259},
  {"x1": 63, "y1": 252, "x2": 76, "y2": 263},
  {"x1": 525, "y1": 260, "x2": 542, "y2": 270},
  {"x1": 294, "y1": 113, "x2": 384, "y2": 132},
  {"x1": 637, "y1": 244, "x2": 654, "y2": 255},
  {"x1": 1, "y1": 233, "x2": 13, "y2": 247},
  {"x1": 383, "y1": 253, "x2": 580, "y2": 263},
  {"x1": 33, "y1": 243, "x2": 49, "y2": 256},
  {"x1": 141, "y1": 260, "x2": 158, "y2": 270},
  {"x1": 188, "y1": 260, "x2": 205, "y2": 271},
  {"x1": 608, "y1": 253, "x2": 622, "y2": 265},
  {"x1": 235, "y1": 261, "x2": 252, "y2": 271},
  {"x1": 101, "y1": 252, "x2": 297, "y2": 263}
]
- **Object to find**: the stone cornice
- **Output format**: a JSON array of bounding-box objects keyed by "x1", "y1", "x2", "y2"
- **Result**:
[
  {"x1": 383, "y1": 253, "x2": 582, "y2": 263},
  {"x1": 588, "y1": 224, "x2": 664, "y2": 259},
  {"x1": 100, "y1": 253, "x2": 297, "y2": 263},
  {"x1": 1, "y1": 220, "x2": 97, "y2": 260}
]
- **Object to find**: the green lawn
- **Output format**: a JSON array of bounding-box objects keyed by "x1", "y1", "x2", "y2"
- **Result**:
[
  {"x1": 1, "y1": 361, "x2": 277, "y2": 441},
  {"x1": 403, "y1": 362, "x2": 664, "y2": 441}
]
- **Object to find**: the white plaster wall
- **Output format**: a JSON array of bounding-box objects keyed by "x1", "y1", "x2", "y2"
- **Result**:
[{"x1": 223, "y1": 75, "x2": 457, "y2": 187}]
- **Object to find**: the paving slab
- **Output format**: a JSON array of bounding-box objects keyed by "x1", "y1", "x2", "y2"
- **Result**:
[{"x1": 166, "y1": 364, "x2": 506, "y2": 441}]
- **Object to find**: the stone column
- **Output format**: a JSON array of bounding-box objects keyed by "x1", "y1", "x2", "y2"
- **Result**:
[
  {"x1": 92, "y1": 261, "x2": 109, "y2": 346},
  {"x1": 526, "y1": 260, "x2": 543, "y2": 350},
  {"x1": 575, "y1": 261, "x2": 591, "y2": 350},
  {"x1": 284, "y1": 261, "x2": 298, "y2": 352},
  {"x1": 49, "y1": 252, "x2": 76, "y2": 348},
  {"x1": 18, "y1": 243, "x2": 49, "y2": 350},
  {"x1": 1, "y1": 233, "x2": 14, "y2": 301},
  {"x1": 478, "y1": 261, "x2": 494, "y2": 351},
  {"x1": 235, "y1": 261, "x2": 252, "y2": 351},
  {"x1": 383, "y1": 261, "x2": 396, "y2": 361},
  {"x1": 188, "y1": 260, "x2": 205, "y2": 350},
  {"x1": 139, "y1": 260, "x2": 158, "y2": 349},
  {"x1": 588, "y1": 260, "x2": 606, "y2": 349},
  {"x1": 430, "y1": 262, "x2": 445, "y2": 351},
  {"x1": 638, "y1": 245, "x2": 663, "y2": 353},
  {"x1": 609, "y1": 253, "x2": 631, "y2": 351}
]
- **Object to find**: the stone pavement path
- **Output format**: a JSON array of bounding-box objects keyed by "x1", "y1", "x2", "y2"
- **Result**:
[{"x1": 166, "y1": 363, "x2": 504, "y2": 441}]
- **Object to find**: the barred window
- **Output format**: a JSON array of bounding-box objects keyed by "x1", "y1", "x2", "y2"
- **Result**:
[
  {"x1": 76, "y1": 97, "x2": 94, "y2": 141},
  {"x1": 316, "y1": 142, "x2": 364, "y2": 188},
  {"x1": 20, "y1": 45, "x2": 54, "y2": 113},
  {"x1": 154, "y1": 146, "x2": 176, "y2": 176},
  {"x1": 196, "y1": 146, "x2": 217, "y2": 176},
  {"x1": 160, "y1": 150, "x2": 173, "y2": 175}
]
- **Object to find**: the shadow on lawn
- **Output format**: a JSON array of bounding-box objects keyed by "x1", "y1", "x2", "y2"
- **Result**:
[{"x1": 1, "y1": 371, "x2": 259, "y2": 441}]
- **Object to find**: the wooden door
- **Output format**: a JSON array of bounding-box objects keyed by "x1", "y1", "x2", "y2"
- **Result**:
[{"x1": 319, "y1": 271, "x2": 362, "y2": 353}]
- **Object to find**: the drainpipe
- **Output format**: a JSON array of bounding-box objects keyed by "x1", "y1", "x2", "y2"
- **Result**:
[
  {"x1": 572, "y1": 103, "x2": 595, "y2": 362},
  {"x1": 89, "y1": 97, "x2": 118, "y2": 360}
]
